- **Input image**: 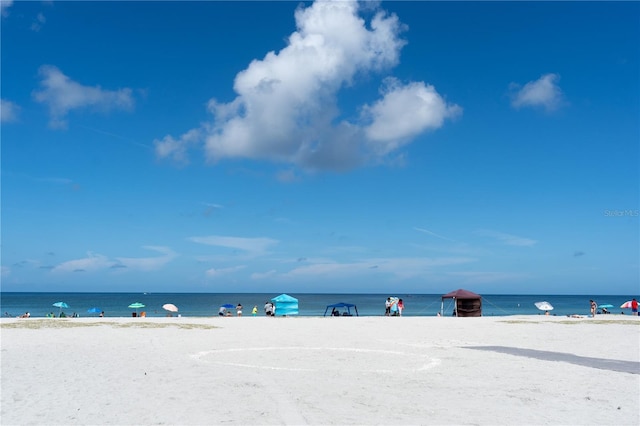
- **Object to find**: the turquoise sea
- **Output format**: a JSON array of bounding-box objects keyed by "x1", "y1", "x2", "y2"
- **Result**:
[{"x1": 1, "y1": 292, "x2": 636, "y2": 318}]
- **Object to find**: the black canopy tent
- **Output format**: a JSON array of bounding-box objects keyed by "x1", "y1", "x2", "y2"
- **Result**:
[{"x1": 324, "y1": 302, "x2": 359, "y2": 317}]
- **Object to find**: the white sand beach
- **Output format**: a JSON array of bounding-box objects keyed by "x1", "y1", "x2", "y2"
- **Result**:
[{"x1": 1, "y1": 315, "x2": 639, "y2": 425}]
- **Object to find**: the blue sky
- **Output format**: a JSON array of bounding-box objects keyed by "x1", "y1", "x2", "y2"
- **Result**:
[{"x1": 1, "y1": 1, "x2": 638, "y2": 295}]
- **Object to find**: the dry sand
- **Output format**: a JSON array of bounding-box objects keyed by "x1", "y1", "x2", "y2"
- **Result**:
[{"x1": 1, "y1": 315, "x2": 639, "y2": 425}]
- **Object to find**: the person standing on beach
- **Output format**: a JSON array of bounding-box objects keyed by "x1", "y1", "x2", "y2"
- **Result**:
[
  {"x1": 590, "y1": 300, "x2": 597, "y2": 317},
  {"x1": 390, "y1": 299, "x2": 399, "y2": 316},
  {"x1": 398, "y1": 299, "x2": 405, "y2": 316},
  {"x1": 252, "y1": 306, "x2": 258, "y2": 316},
  {"x1": 385, "y1": 298, "x2": 391, "y2": 316},
  {"x1": 632, "y1": 298, "x2": 638, "y2": 316},
  {"x1": 236, "y1": 304, "x2": 243, "y2": 316}
]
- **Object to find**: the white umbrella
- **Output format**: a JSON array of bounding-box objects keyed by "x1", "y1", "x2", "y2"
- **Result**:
[
  {"x1": 534, "y1": 301, "x2": 554, "y2": 311},
  {"x1": 162, "y1": 303, "x2": 178, "y2": 313},
  {"x1": 620, "y1": 301, "x2": 633, "y2": 309}
]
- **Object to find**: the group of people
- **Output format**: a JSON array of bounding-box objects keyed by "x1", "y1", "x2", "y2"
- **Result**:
[
  {"x1": 264, "y1": 301, "x2": 276, "y2": 316},
  {"x1": 218, "y1": 303, "x2": 266, "y2": 316},
  {"x1": 590, "y1": 298, "x2": 638, "y2": 317},
  {"x1": 384, "y1": 297, "x2": 404, "y2": 316},
  {"x1": 46, "y1": 312, "x2": 79, "y2": 318},
  {"x1": 219, "y1": 304, "x2": 243, "y2": 316}
]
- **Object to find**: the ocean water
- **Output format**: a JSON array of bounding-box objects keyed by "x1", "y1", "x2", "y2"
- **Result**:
[{"x1": 1, "y1": 292, "x2": 635, "y2": 318}]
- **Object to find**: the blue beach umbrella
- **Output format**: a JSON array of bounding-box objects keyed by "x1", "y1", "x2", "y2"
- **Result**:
[
  {"x1": 53, "y1": 301, "x2": 69, "y2": 315},
  {"x1": 221, "y1": 304, "x2": 235, "y2": 309},
  {"x1": 598, "y1": 304, "x2": 614, "y2": 309},
  {"x1": 87, "y1": 307, "x2": 102, "y2": 314}
]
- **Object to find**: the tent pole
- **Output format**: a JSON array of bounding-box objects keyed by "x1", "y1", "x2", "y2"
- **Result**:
[
  {"x1": 454, "y1": 297, "x2": 458, "y2": 317},
  {"x1": 440, "y1": 300, "x2": 444, "y2": 316}
]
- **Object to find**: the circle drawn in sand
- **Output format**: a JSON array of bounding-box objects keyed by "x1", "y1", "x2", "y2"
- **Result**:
[{"x1": 192, "y1": 347, "x2": 441, "y2": 374}]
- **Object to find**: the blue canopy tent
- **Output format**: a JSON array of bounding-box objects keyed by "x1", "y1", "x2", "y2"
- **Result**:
[
  {"x1": 271, "y1": 294, "x2": 299, "y2": 316},
  {"x1": 324, "y1": 303, "x2": 358, "y2": 317}
]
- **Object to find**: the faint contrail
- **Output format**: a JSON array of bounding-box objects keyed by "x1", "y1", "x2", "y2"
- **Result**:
[
  {"x1": 76, "y1": 124, "x2": 151, "y2": 150},
  {"x1": 413, "y1": 227, "x2": 457, "y2": 242}
]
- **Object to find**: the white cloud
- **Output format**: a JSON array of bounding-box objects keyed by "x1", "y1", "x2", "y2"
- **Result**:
[
  {"x1": 32, "y1": 65, "x2": 134, "y2": 129},
  {"x1": 52, "y1": 252, "x2": 114, "y2": 273},
  {"x1": 31, "y1": 12, "x2": 46, "y2": 32},
  {"x1": 475, "y1": 229, "x2": 537, "y2": 247},
  {"x1": 276, "y1": 169, "x2": 301, "y2": 183},
  {"x1": 154, "y1": 128, "x2": 201, "y2": 165},
  {"x1": 52, "y1": 247, "x2": 177, "y2": 273},
  {"x1": 1, "y1": 0, "x2": 13, "y2": 17},
  {"x1": 205, "y1": 265, "x2": 246, "y2": 278},
  {"x1": 251, "y1": 269, "x2": 277, "y2": 280},
  {"x1": 116, "y1": 246, "x2": 177, "y2": 271},
  {"x1": 154, "y1": 0, "x2": 459, "y2": 172},
  {"x1": 510, "y1": 73, "x2": 565, "y2": 112},
  {"x1": 447, "y1": 271, "x2": 529, "y2": 285},
  {"x1": 364, "y1": 79, "x2": 462, "y2": 154},
  {"x1": 275, "y1": 256, "x2": 475, "y2": 281},
  {"x1": 189, "y1": 235, "x2": 279, "y2": 255},
  {"x1": 414, "y1": 227, "x2": 457, "y2": 242},
  {"x1": 0, "y1": 99, "x2": 19, "y2": 123}
]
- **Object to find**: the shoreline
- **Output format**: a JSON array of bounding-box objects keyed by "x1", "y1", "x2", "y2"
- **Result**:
[{"x1": 2, "y1": 312, "x2": 639, "y2": 322}]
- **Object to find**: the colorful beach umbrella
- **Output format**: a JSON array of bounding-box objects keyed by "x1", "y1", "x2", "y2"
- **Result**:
[
  {"x1": 162, "y1": 303, "x2": 178, "y2": 313},
  {"x1": 53, "y1": 301, "x2": 69, "y2": 315},
  {"x1": 128, "y1": 302, "x2": 145, "y2": 315},
  {"x1": 87, "y1": 307, "x2": 102, "y2": 314},
  {"x1": 620, "y1": 301, "x2": 633, "y2": 309},
  {"x1": 534, "y1": 301, "x2": 554, "y2": 311}
]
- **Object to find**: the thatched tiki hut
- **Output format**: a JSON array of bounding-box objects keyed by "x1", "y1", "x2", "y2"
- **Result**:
[{"x1": 441, "y1": 289, "x2": 482, "y2": 317}]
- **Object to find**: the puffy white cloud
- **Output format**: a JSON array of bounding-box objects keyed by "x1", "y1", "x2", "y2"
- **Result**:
[
  {"x1": 155, "y1": 0, "x2": 459, "y2": 172},
  {"x1": 0, "y1": 99, "x2": 19, "y2": 123},
  {"x1": 154, "y1": 128, "x2": 201, "y2": 165},
  {"x1": 510, "y1": 73, "x2": 565, "y2": 112},
  {"x1": 32, "y1": 65, "x2": 134, "y2": 128},
  {"x1": 364, "y1": 79, "x2": 462, "y2": 154}
]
